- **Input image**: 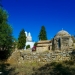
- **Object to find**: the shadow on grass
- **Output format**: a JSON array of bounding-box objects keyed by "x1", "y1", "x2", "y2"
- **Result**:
[
  {"x1": 0, "y1": 63, "x2": 19, "y2": 75},
  {"x1": 32, "y1": 61, "x2": 75, "y2": 75}
]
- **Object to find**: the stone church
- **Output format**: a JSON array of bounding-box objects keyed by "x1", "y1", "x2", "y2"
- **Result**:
[
  {"x1": 52, "y1": 29, "x2": 73, "y2": 50},
  {"x1": 36, "y1": 29, "x2": 73, "y2": 52}
]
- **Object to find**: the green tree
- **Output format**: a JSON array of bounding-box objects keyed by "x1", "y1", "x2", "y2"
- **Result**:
[
  {"x1": 0, "y1": 8, "x2": 13, "y2": 60},
  {"x1": 38, "y1": 26, "x2": 47, "y2": 40},
  {"x1": 26, "y1": 45, "x2": 30, "y2": 49},
  {"x1": 18, "y1": 29, "x2": 26, "y2": 49},
  {"x1": 34, "y1": 42, "x2": 37, "y2": 46}
]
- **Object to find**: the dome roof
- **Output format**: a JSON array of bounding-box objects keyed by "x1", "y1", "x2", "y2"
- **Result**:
[{"x1": 55, "y1": 29, "x2": 71, "y2": 38}]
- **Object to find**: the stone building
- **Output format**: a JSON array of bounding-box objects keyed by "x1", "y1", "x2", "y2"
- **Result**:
[
  {"x1": 36, "y1": 29, "x2": 73, "y2": 52},
  {"x1": 36, "y1": 40, "x2": 52, "y2": 53},
  {"x1": 52, "y1": 29, "x2": 73, "y2": 50}
]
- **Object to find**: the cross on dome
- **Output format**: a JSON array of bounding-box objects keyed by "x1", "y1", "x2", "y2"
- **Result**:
[{"x1": 62, "y1": 28, "x2": 63, "y2": 30}]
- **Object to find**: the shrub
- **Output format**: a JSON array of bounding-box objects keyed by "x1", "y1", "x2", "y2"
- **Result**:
[
  {"x1": 26, "y1": 45, "x2": 30, "y2": 49},
  {"x1": 34, "y1": 42, "x2": 37, "y2": 46},
  {"x1": 32, "y1": 46, "x2": 36, "y2": 51},
  {"x1": 32, "y1": 61, "x2": 75, "y2": 75}
]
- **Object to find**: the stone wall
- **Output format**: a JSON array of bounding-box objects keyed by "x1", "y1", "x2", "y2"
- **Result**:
[
  {"x1": 18, "y1": 50, "x2": 73, "y2": 63},
  {"x1": 36, "y1": 40, "x2": 52, "y2": 52},
  {"x1": 36, "y1": 47, "x2": 48, "y2": 53}
]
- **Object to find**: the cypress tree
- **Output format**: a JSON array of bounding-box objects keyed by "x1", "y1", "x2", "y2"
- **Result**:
[
  {"x1": 38, "y1": 26, "x2": 47, "y2": 40},
  {"x1": 18, "y1": 29, "x2": 26, "y2": 49}
]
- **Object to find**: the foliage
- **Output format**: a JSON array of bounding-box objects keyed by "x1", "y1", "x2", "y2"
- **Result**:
[
  {"x1": 34, "y1": 42, "x2": 37, "y2": 46},
  {"x1": 18, "y1": 29, "x2": 26, "y2": 49},
  {"x1": 0, "y1": 8, "x2": 13, "y2": 60},
  {"x1": 38, "y1": 25, "x2": 47, "y2": 40},
  {"x1": 32, "y1": 61, "x2": 75, "y2": 75},
  {"x1": 0, "y1": 63, "x2": 18, "y2": 75},
  {"x1": 26, "y1": 45, "x2": 30, "y2": 49}
]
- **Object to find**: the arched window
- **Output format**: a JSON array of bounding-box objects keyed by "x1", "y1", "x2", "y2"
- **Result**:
[{"x1": 58, "y1": 38, "x2": 61, "y2": 50}]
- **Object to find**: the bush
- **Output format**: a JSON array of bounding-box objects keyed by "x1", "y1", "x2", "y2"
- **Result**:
[
  {"x1": 32, "y1": 61, "x2": 75, "y2": 75},
  {"x1": 32, "y1": 46, "x2": 36, "y2": 51},
  {"x1": 26, "y1": 45, "x2": 30, "y2": 49},
  {"x1": 34, "y1": 42, "x2": 37, "y2": 46}
]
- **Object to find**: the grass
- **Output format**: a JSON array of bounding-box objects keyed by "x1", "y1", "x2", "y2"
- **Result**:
[
  {"x1": 9, "y1": 61, "x2": 47, "y2": 75},
  {"x1": 6, "y1": 60, "x2": 75, "y2": 75},
  {"x1": 1, "y1": 58, "x2": 75, "y2": 75}
]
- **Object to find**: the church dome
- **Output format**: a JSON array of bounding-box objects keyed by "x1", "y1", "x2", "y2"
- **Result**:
[{"x1": 55, "y1": 29, "x2": 71, "y2": 38}]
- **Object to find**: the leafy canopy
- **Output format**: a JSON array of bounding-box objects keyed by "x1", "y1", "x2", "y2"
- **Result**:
[{"x1": 0, "y1": 8, "x2": 13, "y2": 60}]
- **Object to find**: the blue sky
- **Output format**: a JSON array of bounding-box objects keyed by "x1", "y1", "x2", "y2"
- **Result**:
[{"x1": 2, "y1": 0, "x2": 75, "y2": 42}]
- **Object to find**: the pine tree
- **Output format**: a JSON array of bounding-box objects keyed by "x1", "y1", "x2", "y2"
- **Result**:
[
  {"x1": 38, "y1": 26, "x2": 47, "y2": 40},
  {"x1": 0, "y1": 8, "x2": 13, "y2": 60},
  {"x1": 18, "y1": 29, "x2": 26, "y2": 49}
]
